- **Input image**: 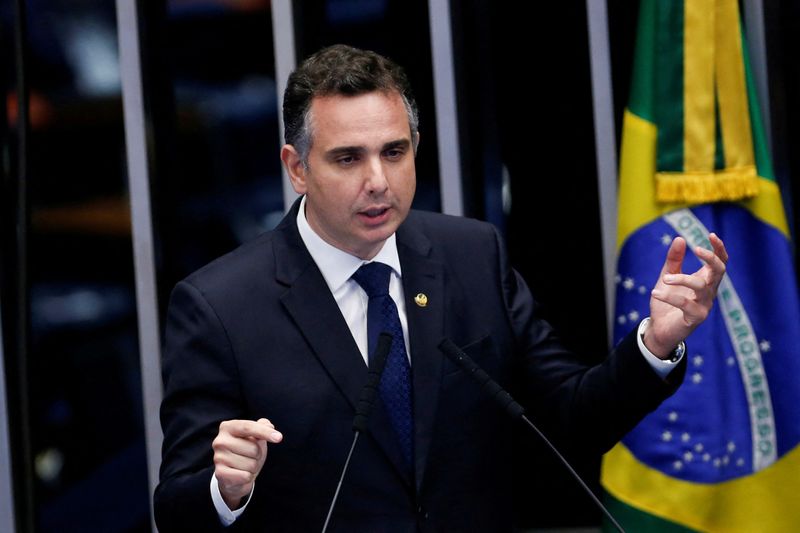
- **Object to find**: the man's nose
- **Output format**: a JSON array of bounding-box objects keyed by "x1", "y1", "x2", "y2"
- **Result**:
[{"x1": 364, "y1": 157, "x2": 389, "y2": 194}]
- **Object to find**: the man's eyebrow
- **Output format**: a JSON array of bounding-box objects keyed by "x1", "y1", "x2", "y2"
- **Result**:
[
  {"x1": 324, "y1": 138, "x2": 411, "y2": 159},
  {"x1": 382, "y1": 139, "x2": 411, "y2": 151},
  {"x1": 325, "y1": 146, "x2": 366, "y2": 159}
]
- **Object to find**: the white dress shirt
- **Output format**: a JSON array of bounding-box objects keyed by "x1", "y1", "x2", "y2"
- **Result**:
[{"x1": 294, "y1": 196, "x2": 411, "y2": 363}]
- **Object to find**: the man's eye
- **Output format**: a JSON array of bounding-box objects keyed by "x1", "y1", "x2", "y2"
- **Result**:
[
  {"x1": 337, "y1": 156, "x2": 356, "y2": 165},
  {"x1": 384, "y1": 149, "x2": 404, "y2": 159}
]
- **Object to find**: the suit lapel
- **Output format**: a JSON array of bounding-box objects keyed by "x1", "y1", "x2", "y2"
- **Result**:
[
  {"x1": 274, "y1": 207, "x2": 414, "y2": 489},
  {"x1": 397, "y1": 219, "x2": 446, "y2": 493},
  {"x1": 278, "y1": 261, "x2": 366, "y2": 410}
]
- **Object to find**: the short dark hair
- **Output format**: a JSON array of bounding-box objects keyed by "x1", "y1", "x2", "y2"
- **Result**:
[{"x1": 283, "y1": 44, "x2": 419, "y2": 161}]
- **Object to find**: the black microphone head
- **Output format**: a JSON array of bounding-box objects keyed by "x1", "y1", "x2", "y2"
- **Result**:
[
  {"x1": 438, "y1": 337, "x2": 469, "y2": 366},
  {"x1": 352, "y1": 332, "x2": 394, "y2": 433},
  {"x1": 438, "y1": 337, "x2": 474, "y2": 372},
  {"x1": 373, "y1": 332, "x2": 393, "y2": 373},
  {"x1": 438, "y1": 338, "x2": 459, "y2": 358},
  {"x1": 438, "y1": 337, "x2": 525, "y2": 420}
]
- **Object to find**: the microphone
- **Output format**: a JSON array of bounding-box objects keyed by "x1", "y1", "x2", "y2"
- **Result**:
[
  {"x1": 438, "y1": 338, "x2": 625, "y2": 533},
  {"x1": 322, "y1": 332, "x2": 393, "y2": 533},
  {"x1": 439, "y1": 339, "x2": 525, "y2": 420},
  {"x1": 353, "y1": 333, "x2": 393, "y2": 433}
]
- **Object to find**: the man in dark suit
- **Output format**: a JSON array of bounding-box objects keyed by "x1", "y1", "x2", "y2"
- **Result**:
[{"x1": 154, "y1": 45, "x2": 728, "y2": 532}]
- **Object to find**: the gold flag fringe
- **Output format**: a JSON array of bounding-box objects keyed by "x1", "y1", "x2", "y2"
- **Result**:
[{"x1": 655, "y1": 166, "x2": 760, "y2": 203}]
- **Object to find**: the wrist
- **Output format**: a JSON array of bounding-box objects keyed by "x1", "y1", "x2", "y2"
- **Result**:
[
  {"x1": 211, "y1": 473, "x2": 253, "y2": 525},
  {"x1": 220, "y1": 485, "x2": 249, "y2": 510},
  {"x1": 640, "y1": 317, "x2": 685, "y2": 361},
  {"x1": 222, "y1": 494, "x2": 244, "y2": 510}
]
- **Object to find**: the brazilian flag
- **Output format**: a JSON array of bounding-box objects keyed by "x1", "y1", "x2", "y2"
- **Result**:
[{"x1": 601, "y1": 0, "x2": 800, "y2": 531}]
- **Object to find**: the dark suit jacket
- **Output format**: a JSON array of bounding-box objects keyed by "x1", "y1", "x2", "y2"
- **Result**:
[{"x1": 154, "y1": 203, "x2": 684, "y2": 532}]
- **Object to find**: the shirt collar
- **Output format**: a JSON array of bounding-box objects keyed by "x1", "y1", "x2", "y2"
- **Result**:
[{"x1": 296, "y1": 195, "x2": 402, "y2": 293}]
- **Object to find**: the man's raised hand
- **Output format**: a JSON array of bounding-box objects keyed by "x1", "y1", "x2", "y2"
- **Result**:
[{"x1": 644, "y1": 233, "x2": 729, "y2": 358}]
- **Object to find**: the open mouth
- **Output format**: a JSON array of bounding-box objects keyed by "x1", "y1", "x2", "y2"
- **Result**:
[
  {"x1": 362, "y1": 207, "x2": 388, "y2": 218},
  {"x1": 358, "y1": 206, "x2": 391, "y2": 224}
]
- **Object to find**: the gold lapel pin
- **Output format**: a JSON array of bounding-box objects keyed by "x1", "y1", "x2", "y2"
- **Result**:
[{"x1": 414, "y1": 293, "x2": 428, "y2": 307}]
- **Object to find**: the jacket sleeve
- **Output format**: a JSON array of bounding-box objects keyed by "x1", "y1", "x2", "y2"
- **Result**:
[
  {"x1": 493, "y1": 226, "x2": 686, "y2": 455},
  {"x1": 154, "y1": 280, "x2": 249, "y2": 532}
]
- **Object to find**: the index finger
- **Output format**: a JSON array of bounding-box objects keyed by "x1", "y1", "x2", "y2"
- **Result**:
[
  {"x1": 222, "y1": 419, "x2": 283, "y2": 443},
  {"x1": 709, "y1": 233, "x2": 729, "y2": 263},
  {"x1": 694, "y1": 235, "x2": 727, "y2": 276}
]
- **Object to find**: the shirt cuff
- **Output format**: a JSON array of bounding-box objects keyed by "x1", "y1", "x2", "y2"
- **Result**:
[
  {"x1": 210, "y1": 473, "x2": 253, "y2": 526},
  {"x1": 636, "y1": 317, "x2": 685, "y2": 379}
]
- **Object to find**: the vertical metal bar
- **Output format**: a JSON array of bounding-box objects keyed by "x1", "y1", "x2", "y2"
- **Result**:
[
  {"x1": 742, "y1": 0, "x2": 772, "y2": 154},
  {"x1": 272, "y1": 0, "x2": 298, "y2": 212},
  {"x1": 428, "y1": 0, "x2": 464, "y2": 216},
  {"x1": 585, "y1": 0, "x2": 619, "y2": 344},
  {"x1": 0, "y1": 305, "x2": 17, "y2": 533},
  {"x1": 115, "y1": 0, "x2": 163, "y2": 520},
  {"x1": 11, "y1": 0, "x2": 33, "y2": 528}
]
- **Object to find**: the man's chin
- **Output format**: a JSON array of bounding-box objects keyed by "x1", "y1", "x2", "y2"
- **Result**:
[{"x1": 351, "y1": 226, "x2": 400, "y2": 259}]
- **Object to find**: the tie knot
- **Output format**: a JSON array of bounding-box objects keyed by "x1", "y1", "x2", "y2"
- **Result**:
[{"x1": 352, "y1": 262, "x2": 392, "y2": 298}]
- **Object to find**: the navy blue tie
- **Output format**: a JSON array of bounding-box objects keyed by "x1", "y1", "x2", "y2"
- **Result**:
[{"x1": 352, "y1": 262, "x2": 414, "y2": 470}]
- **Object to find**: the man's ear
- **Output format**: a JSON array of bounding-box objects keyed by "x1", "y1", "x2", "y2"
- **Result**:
[{"x1": 281, "y1": 144, "x2": 307, "y2": 194}]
